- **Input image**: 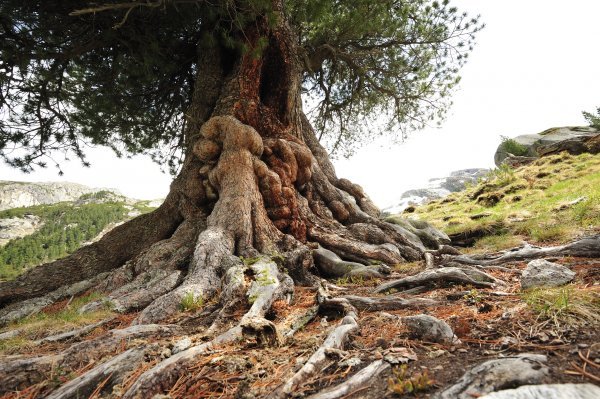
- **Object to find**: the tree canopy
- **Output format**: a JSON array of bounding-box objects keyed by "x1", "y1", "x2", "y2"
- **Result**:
[{"x1": 0, "y1": 0, "x2": 482, "y2": 173}]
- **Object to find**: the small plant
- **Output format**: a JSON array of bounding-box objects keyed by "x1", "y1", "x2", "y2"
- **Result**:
[
  {"x1": 522, "y1": 285, "x2": 600, "y2": 327},
  {"x1": 388, "y1": 364, "x2": 434, "y2": 395},
  {"x1": 179, "y1": 292, "x2": 204, "y2": 312},
  {"x1": 499, "y1": 136, "x2": 529, "y2": 156},
  {"x1": 487, "y1": 164, "x2": 516, "y2": 188},
  {"x1": 463, "y1": 289, "x2": 483, "y2": 304}
]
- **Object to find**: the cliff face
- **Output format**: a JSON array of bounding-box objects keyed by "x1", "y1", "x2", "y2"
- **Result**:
[{"x1": 0, "y1": 181, "x2": 105, "y2": 211}]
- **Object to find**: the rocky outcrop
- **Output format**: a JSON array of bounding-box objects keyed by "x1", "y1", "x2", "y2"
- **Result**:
[
  {"x1": 0, "y1": 181, "x2": 108, "y2": 211},
  {"x1": 0, "y1": 215, "x2": 43, "y2": 246},
  {"x1": 384, "y1": 168, "x2": 489, "y2": 213},
  {"x1": 494, "y1": 126, "x2": 600, "y2": 166}
]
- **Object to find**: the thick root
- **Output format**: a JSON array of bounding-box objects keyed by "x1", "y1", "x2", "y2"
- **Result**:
[
  {"x1": 374, "y1": 267, "x2": 498, "y2": 294},
  {"x1": 122, "y1": 257, "x2": 288, "y2": 398},
  {"x1": 342, "y1": 295, "x2": 438, "y2": 311},
  {"x1": 448, "y1": 235, "x2": 600, "y2": 266},
  {"x1": 313, "y1": 246, "x2": 390, "y2": 279},
  {"x1": 268, "y1": 295, "x2": 359, "y2": 398},
  {"x1": 45, "y1": 346, "x2": 149, "y2": 399},
  {"x1": 306, "y1": 360, "x2": 390, "y2": 399}
]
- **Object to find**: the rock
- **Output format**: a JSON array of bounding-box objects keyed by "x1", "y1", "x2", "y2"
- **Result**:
[
  {"x1": 521, "y1": 259, "x2": 575, "y2": 289},
  {"x1": 0, "y1": 215, "x2": 42, "y2": 246},
  {"x1": 383, "y1": 168, "x2": 489, "y2": 213},
  {"x1": 435, "y1": 354, "x2": 549, "y2": 399},
  {"x1": 479, "y1": 383, "x2": 600, "y2": 399},
  {"x1": 0, "y1": 181, "x2": 104, "y2": 211},
  {"x1": 338, "y1": 357, "x2": 362, "y2": 368},
  {"x1": 400, "y1": 314, "x2": 457, "y2": 344},
  {"x1": 171, "y1": 336, "x2": 192, "y2": 354},
  {"x1": 494, "y1": 126, "x2": 600, "y2": 166}
]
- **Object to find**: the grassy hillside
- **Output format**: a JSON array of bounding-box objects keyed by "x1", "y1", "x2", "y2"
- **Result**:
[
  {"x1": 392, "y1": 152, "x2": 600, "y2": 253},
  {"x1": 0, "y1": 195, "x2": 156, "y2": 281}
]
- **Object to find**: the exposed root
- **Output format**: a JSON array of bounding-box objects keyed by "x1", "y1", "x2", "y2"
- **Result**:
[
  {"x1": 45, "y1": 346, "x2": 149, "y2": 399},
  {"x1": 0, "y1": 324, "x2": 179, "y2": 394},
  {"x1": 313, "y1": 246, "x2": 390, "y2": 279},
  {"x1": 342, "y1": 295, "x2": 438, "y2": 311},
  {"x1": 305, "y1": 360, "x2": 390, "y2": 399},
  {"x1": 33, "y1": 318, "x2": 113, "y2": 345},
  {"x1": 268, "y1": 295, "x2": 359, "y2": 398},
  {"x1": 374, "y1": 267, "x2": 498, "y2": 294},
  {"x1": 121, "y1": 258, "x2": 287, "y2": 398},
  {"x1": 448, "y1": 235, "x2": 600, "y2": 266}
]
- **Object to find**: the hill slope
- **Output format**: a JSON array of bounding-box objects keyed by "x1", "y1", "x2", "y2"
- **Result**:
[
  {"x1": 0, "y1": 189, "x2": 157, "y2": 281},
  {"x1": 398, "y1": 152, "x2": 600, "y2": 252}
]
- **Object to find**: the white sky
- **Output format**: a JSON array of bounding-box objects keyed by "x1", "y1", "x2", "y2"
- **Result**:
[{"x1": 1, "y1": 1, "x2": 599, "y2": 205}]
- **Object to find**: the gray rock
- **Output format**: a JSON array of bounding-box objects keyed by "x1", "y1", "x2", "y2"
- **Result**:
[
  {"x1": 384, "y1": 168, "x2": 488, "y2": 214},
  {"x1": 480, "y1": 383, "x2": 600, "y2": 399},
  {"x1": 494, "y1": 126, "x2": 600, "y2": 166},
  {"x1": 0, "y1": 215, "x2": 42, "y2": 246},
  {"x1": 400, "y1": 314, "x2": 457, "y2": 344},
  {"x1": 435, "y1": 354, "x2": 549, "y2": 399},
  {"x1": 521, "y1": 259, "x2": 575, "y2": 289}
]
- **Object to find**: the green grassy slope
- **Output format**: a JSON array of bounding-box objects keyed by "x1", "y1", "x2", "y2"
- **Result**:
[{"x1": 393, "y1": 152, "x2": 600, "y2": 253}]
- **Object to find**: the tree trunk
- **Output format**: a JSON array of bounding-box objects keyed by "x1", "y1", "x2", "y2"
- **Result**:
[{"x1": 0, "y1": 7, "x2": 451, "y2": 397}]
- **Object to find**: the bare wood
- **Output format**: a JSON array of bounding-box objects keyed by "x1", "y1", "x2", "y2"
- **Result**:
[
  {"x1": 306, "y1": 360, "x2": 390, "y2": 399},
  {"x1": 374, "y1": 267, "x2": 496, "y2": 294},
  {"x1": 342, "y1": 295, "x2": 438, "y2": 311}
]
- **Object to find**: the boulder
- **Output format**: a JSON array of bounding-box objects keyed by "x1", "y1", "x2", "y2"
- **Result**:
[
  {"x1": 521, "y1": 259, "x2": 575, "y2": 289},
  {"x1": 400, "y1": 314, "x2": 457, "y2": 344},
  {"x1": 435, "y1": 354, "x2": 549, "y2": 399},
  {"x1": 494, "y1": 126, "x2": 600, "y2": 166},
  {"x1": 480, "y1": 383, "x2": 600, "y2": 399}
]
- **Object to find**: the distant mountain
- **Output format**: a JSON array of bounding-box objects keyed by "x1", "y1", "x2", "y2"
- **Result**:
[
  {"x1": 383, "y1": 168, "x2": 489, "y2": 214},
  {"x1": 0, "y1": 181, "x2": 117, "y2": 211},
  {"x1": 0, "y1": 182, "x2": 161, "y2": 280}
]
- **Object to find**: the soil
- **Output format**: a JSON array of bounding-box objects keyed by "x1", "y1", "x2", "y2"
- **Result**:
[{"x1": 1, "y1": 257, "x2": 598, "y2": 398}]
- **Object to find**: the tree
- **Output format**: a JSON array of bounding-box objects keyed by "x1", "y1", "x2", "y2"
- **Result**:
[
  {"x1": 0, "y1": 1, "x2": 483, "y2": 396},
  {"x1": 583, "y1": 107, "x2": 600, "y2": 129}
]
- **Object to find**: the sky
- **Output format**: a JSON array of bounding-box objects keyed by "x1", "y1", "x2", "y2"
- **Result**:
[{"x1": 1, "y1": 1, "x2": 599, "y2": 206}]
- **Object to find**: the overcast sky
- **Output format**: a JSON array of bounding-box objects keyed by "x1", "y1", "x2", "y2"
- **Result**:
[{"x1": 1, "y1": 1, "x2": 599, "y2": 207}]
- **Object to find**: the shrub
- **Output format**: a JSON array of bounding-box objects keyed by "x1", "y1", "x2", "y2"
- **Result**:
[
  {"x1": 582, "y1": 107, "x2": 600, "y2": 129},
  {"x1": 499, "y1": 136, "x2": 529, "y2": 156}
]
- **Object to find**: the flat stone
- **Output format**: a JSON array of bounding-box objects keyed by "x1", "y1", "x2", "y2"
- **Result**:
[
  {"x1": 401, "y1": 314, "x2": 457, "y2": 344},
  {"x1": 521, "y1": 259, "x2": 575, "y2": 289},
  {"x1": 480, "y1": 383, "x2": 600, "y2": 399},
  {"x1": 434, "y1": 354, "x2": 549, "y2": 399}
]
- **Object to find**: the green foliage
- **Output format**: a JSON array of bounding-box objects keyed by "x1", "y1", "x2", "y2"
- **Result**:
[
  {"x1": 582, "y1": 107, "x2": 600, "y2": 129},
  {"x1": 499, "y1": 136, "x2": 529, "y2": 156},
  {"x1": 0, "y1": 0, "x2": 482, "y2": 170},
  {"x1": 388, "y1": 364, "x2": 434, "y2": 395},
  {"x1": 291, "y1": 0, "x2": 483, "y2": 156},
  {"x1": 179, "y1": 292, "x2": 204, "y2": 312},
  {"x1": 0, "y1": 202, "x2": 127, "y2": 280}
]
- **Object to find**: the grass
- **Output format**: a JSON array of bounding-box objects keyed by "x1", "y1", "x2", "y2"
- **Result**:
[
  {"x1": 179, "y1": 292, "x2": 204, "y2": 312},
  {"x1": 406, "y1": 152, "x2": 600, "y2": 248},
  {"x1": 0, "y1": 292, "x2": 113, "y2": 354},
  {"x1": 521, "y1": 285, "x2": 600, "y2": 327},
  {"x1": 388, "y1": 364, "x2": 434, "y2": 395}
]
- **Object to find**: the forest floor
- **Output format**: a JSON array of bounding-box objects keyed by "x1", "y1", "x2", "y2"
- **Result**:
[{"x1": 1, "y1": 152, "x2": 599, "y2": 398}]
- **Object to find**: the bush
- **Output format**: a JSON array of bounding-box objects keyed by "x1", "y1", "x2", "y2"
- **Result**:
[
  {"x1": 499, "y1": 136, "x2": 529, "y2": 156},
  {"x1": 582, "y1": 107, "x2": 600, "y2": 129}
]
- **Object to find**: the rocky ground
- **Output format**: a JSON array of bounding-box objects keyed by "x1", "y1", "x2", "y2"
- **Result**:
[{"x1": 0, "y1": 151, "x2": 598, "y2": 398}]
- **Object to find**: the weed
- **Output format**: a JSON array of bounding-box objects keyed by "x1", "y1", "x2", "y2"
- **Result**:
[
  {"x1": 179, "y1": 292, "x2": 204, "y2": 312},
  {"x1": 388, "y1": 364, "x2": 434, "y2": 395},
  {"x1": 522, "y1": 285, "x2": 600, "y2": 327}
]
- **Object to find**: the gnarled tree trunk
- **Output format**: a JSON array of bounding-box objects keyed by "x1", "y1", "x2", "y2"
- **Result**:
[{"x1": 0, "y1": 6, "x2": 450, "y2": 397}]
